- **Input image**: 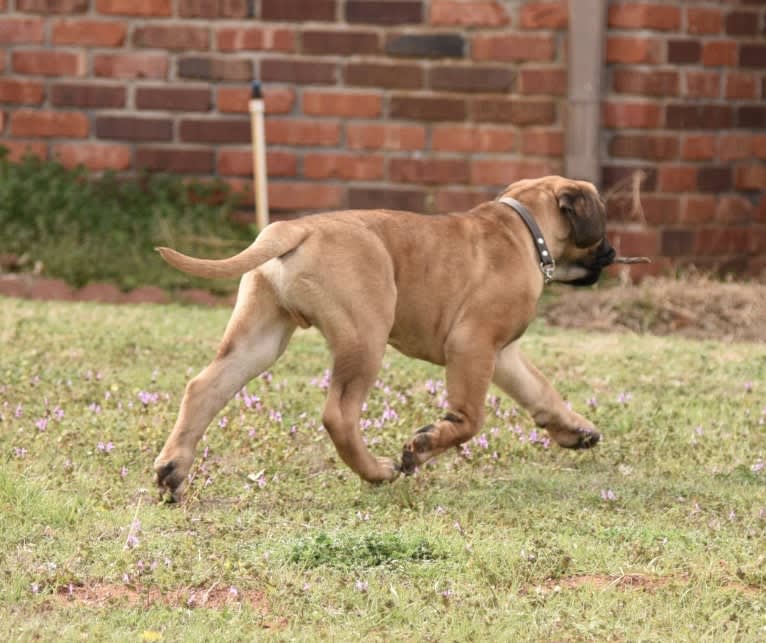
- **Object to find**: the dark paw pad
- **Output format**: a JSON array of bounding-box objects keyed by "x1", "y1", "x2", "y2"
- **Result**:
[
  {"x1": 562, "y1": 429, "x2": 601, "y2": 450},
  {"x1": 401, "y1": 446, "x2": 418, "y2": 476},
  {"x1": 155, "y1": 461, "x2": 183, "y2": 497}
]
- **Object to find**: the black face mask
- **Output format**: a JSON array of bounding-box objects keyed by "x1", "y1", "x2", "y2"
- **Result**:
[{"x1": 566, "y1": 239, "x2": 616, "y2": 287}]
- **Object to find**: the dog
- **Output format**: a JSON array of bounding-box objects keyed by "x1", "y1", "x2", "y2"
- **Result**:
[{"x1": 153, "y1": 175, "x2": 616, "y2": 500}]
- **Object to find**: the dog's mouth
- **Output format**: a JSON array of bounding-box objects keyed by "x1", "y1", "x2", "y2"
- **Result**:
[{"x1": 553, "y1": 239, "x2": 616, "y2": 287}]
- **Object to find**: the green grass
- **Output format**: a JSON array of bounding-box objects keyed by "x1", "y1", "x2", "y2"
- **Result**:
[
  {"x1": 1, "y1": 298, "x2": 765, "y2": 641},
  {"x1": 0, "y1": 149, "x2": 251, "y2": 292}
]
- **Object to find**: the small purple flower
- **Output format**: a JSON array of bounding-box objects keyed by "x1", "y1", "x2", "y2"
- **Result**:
[
  {"x1": 137, "y1": 391, "x2": 159, "y2": 407},
  {"x1": 751, "y1": 459, "x2": 765, "y2": 473},
  {"x1": 269, "y1": 409, "x2": 282, "y2": 423},
  {"x1": 31, "y1": 582, "x2": 39, "y2": 594},
  {"x1": 587, "y1": 397, "x2": 598, "y2": 409},
  {"x1": 616, "y1": 391, "x2": 633, "y2": 405},
  {"x1": 744, "y1": 381, "x2": 753, "y2": 393},
  {"x1": 88, "y1": 403, "x2": 101, "y2": 414},
  {"x1": 14, "y1": 404, "x2": 23, "y2": 418},
  {"x1": 460, "y1": 443, "x2": 472, "y2": 459},
  {"x1": 354, "y1": 579, "x2": 368, "y2": 593},
  {"x1": 97, "y1": 441, "x2": 114, "y2": 453},
  {"x1": 475, "y1": 434, "x2": 489, "y2": 449},
  {"x1": 600, "y1": 489, "x2": 617, "y2": 502},
  {"x1": 257, "y1": 473, "x2": 267, "y2": 488},
  {"x1": 228, "y1": 586, "x2": 239, "y2": 598},
  {"x1": 218, "y1": 416, "x2": 228, "y2": 428},
  {"x1": 125, "y1": 533, "x2": 139, "y2": 549},
  {"x1": 441, "y1": 588, "x2": 454, "y2": 599},
  {"x1": 35, "y1": 417, "x2": 48, "y2": 432},
  {"x1": 261, "y1": 371, "x2": 273, "y2": 384},
  {"x1": 120, "y1": 465, "x2": 128, "y2": 479},
  {"x1": 52, "y1": 406, "x2": 64, "y2": 420},
  {"x1": 14, "y1": 447, "x2": 28, "y2": 458}
]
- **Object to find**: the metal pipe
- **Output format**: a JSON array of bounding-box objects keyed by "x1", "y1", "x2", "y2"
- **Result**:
[{"x1": 566, "y1": 0, "x2": 607, "y2": 185}]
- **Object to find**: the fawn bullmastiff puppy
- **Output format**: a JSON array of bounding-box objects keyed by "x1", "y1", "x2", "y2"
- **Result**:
[{"x1": 154, "y1": 175, "x2": 616, "y2": 500}]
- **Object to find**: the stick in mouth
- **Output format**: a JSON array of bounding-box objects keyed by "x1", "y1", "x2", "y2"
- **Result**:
[{"x1": 612, "y1": 256, "x2": 651, "y2": 264}]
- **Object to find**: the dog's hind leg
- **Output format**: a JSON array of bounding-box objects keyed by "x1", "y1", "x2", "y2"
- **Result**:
[
  {"x1": 492, "y1": 341, "x2": 600, "y2": 449},
  {"x1": 154, "y1": 272, "x2": 296, "y2": 500},
  {"x1": 401, "y1": 333, "x2": 496, "y2": 474},
  {"x1": 321, "y1": 332, "x2": 400, "y2": 483}
]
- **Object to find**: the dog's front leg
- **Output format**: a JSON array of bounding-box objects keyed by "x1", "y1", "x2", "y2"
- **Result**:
[
  {"x1": 401, "y1": 335, "x2": 496, "y2": 474},
  {"x1": 492, "y1": 341, "x2": 600, "y2": 449}
]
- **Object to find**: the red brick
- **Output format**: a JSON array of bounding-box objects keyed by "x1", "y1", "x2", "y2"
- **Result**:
[
  {"x1": 612, "y1": 69, "x2": 678, "y2": 96},
  {"x1": 520, "y1": 1, "x2": 568, "y2": 29},
  {"x1": 522, "y1": 129, "x2": 563, "y2": 157},
  {"x1": 667, "y1": 39, "x2": 701, "y2": 64},
  {"x1": 344, "y1": 62, "x2": 423, "y2": 89},
  {"x1": 658, "y1": 166, "x2": 697, "y2": 192},
  {"x1": 725, "y1": 11, "x2": 760, "y2": 36},
  {"x1": 639, "y1": 195, "x2": 680, "y2": 225},
  {"x1": 262, "y1": 0, "x2": 336, "y2": 21},
  {"x1": 686, "y1": 7, "x2": 721, "y2": 34},
  {"x1": 261, "y1": 59, "x2": 335, "y2": 85},
  {"x1": 52, "y1": 142, "x2": 131, "y2": 171},
  {"x1": 178, "y1": 56, "x2": 252, "y2": 81},
  {"x1": 135, "y1": 147, "x2": 214, "y2": 174},
  {"x1": 680, "y1": 195, "x2": 716, "y2": 224},
  {"x1": 753, "y1": 135, "x2": 766, "y2": 160},
  {"x1": 52, "y1": 19, "x2": 126, "y2": 46},
  {"x1": 346, "y1": 123, "x2": 425, "y2": 150},
  {"x1": 11, "y1": 110, "x2": 88, "y2": 138},
  {"x1": 134, "y1": 25, "x2": 209, "y2": 50},
  {"x1": 602, "y1": 165, "x2": 657, "y2": 192},
  {"x1": 472, "y1": 34, "x2": 555, "y2": 62},
  {"x1": 136, "y1": 86, "x2": 211, "y2": 112},
  {"x1": 702, "y1": 41, "x2": 737, "y2": 67},
  {"x1": 609, "y1": 134, "x2": 678, "y2": 160},
  {"x1": 736, "y1": 164, "x2": 766, "y2": 190},
  {"x1": 429, "y1": 65, "x2": 513, "y2": 93},
  {"x1": 0, "y1": 79, "x2": 44, "y2": 104},
  {"x1": 519, "y1": 67, "x2": 566, "y2": 95},
  {"x1": 431, "y1": 125, "x2": 515, "y2": 153},
  {"x1": 666, "y1": 105, "x2": 732, "y2": 130},
  {"x1": 304, "y1": 153, "x2": 385, "y2": 181},
  {"x1": 17, "y1": 0, "x2": 88, "y2": 12},
  {"x1": 96, "y1": 0, "x2": 171, "y2": 16},
  {"x1": 608, "y1": 3, "x2": 680, "y2": 30},
  {"x1": 216, "y1": 86, "x2": 295, "y2": 114},
  {"x1": 95, "y1": 116, "x2": 172, "y2": 142},
  {"x1": 685, "y1": 71, "x2": 720, "y2": 98},
  {"x1": 698, "y1": 166, "x2": 732, "y2": 193},
  {"x1": 345, "y1": 1, "x2": 423, "y2": 26},
  {"x1": 51, "y1": 83, "x2": 125, "y2": 108},
  {"x1": 302, "y1": 29, "x2": 380, "y2": 55},
  {"x1": 390, "y1": 95, "x2": 467, "y2": 121},
  {"x1": 13, "y1": 50, "x2": 85, "y2": 76},
  {"x1": 218, "y1": 149, "x2": 297, "y2": 177},
  {"x1": 266, "y1": 119, "x2": 340, "y2": 146},
  {"x1": 430, "y1": 1, "x2": 509, "y2": 27},
  {"x1": 718, "y1": 134, "x2": 751, "y2": 161},
  {"x1": 434, "y1": 189, "x2": 494, "y2": 213},
  {"x1": 473, "y1": 97, "x2": 556, "y2": 125},
  {"x1": 610, "y1": 229, "x2": 659, "y2": 257},
  {"x1": 2, "y1": 140, "x2": 48, "y2": 162},
  {"x1": 303, "y1": 91, "x2": 382, "y2": 118},
  {"x1": 179, "y1": 118, "x2": 249, "y2": 144},
  {"x1": 268, "y1": 182, "x2": 344, "y2": 211},
  {"x1": 716, "y1": 195, "x2": 753, "y2": 224},
  {"x1": 178, "y1": 0, "x2": 248, "y2": 18},
  {"x1": 660, "y1": 228, "x2": 695, "y2": 257},
  {"x1": 725, "y1": 72, "x2": 757, "y2": 100},
  {"x1": 389, "y1": 158, "x2": 469, "y2": 185},
  {"x1": 0, "y1": 18, "x2": 44, "y2": 43},
  {"x1": 470, "y1": 158, "x2": 557, "y2": 186},
  {"x1": 606, "y1": 36, "x2": 662, "y2": 64},
  {"x1": 94, "y1": 54, "x2": 168, "y2": 79},
  {"x1": 0, "y1": 112, "x2": 4, "y2": 134},
  {"x1": 681, "y1": 135, "x2": 715, "y2": 161},
  {"x1": 603, "y1": 101, "x2": 662, "y2": 129},
  {"x1": 695, "y1": 228, "x2": 750, "y2": 255},
  {"x1": 216, "y1": 27, "x2": 294, "y2": 52},
  {"x1": 348, "y1": 187, "x2": 426, "y2": 212}
]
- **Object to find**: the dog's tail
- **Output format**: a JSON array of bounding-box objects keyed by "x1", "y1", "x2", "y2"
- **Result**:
[{"x1": 156, "y1": 222, "x2": 309, "y2": 279}]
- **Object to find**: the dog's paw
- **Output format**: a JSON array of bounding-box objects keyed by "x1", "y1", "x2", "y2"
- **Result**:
[
  {"x1": 400, "y1": 425, "x2": 436, "y2": 475},
  {"x1": 373, "y1": 456, "x2": 401, "y2": 483},
  {"x1": 153, "y1": 457, "x2": 188, "y2": 503},
  {"x1": 550, "y1": 427, "x2": 601, "y2": 450}
]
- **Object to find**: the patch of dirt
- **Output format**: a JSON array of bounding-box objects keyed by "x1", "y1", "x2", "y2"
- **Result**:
[
  {"x1": 52, "y1": 581, "x2": 275, "y2": 616},
  {"x1": 528, "y1": 573, "x2": 759, "y2": 595},
  {"x1": 541, "y1": 274, "x2": 766, "y2": 343}
]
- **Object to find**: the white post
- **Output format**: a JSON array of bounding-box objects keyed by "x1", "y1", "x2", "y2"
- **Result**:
[{"x1": 249, "y1": 81, "x2": 269, "y2": 231}]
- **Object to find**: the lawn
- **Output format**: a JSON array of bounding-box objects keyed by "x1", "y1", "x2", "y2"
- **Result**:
[{"x1": 1, "y1": 297, "x2": 764, "y2": 641}]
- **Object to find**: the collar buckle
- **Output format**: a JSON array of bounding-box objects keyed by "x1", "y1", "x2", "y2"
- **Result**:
[{"x1": 540, "y1": 260, "x2": 556, "y2": 284}]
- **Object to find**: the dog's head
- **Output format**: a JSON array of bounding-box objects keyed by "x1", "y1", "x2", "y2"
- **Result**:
[{"x1": 500, "y1": 177, "x2": 615, "y2": 286}]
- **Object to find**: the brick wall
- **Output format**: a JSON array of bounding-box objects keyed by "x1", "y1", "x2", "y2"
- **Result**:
[
  {"x1": 603, "y1": 1, "x2": 766, "y2": 277},
  {"x1": 0, "y1": 1, "x2": 764, "y2": 276}
]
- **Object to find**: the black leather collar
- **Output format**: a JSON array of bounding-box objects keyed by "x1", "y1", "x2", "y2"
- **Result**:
[{"x1": 498, "y1": 196, "x2": 556, "y2": 284}]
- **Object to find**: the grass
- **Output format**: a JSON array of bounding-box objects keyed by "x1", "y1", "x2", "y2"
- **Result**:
[
  {"x1": 0, "y1": 149, "x2": 251, "y2": 292},
  {"x1": 1, "y1": 297, "x2": 765, "y2": 641}
]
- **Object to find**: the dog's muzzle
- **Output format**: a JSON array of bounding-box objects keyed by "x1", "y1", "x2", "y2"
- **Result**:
[{"x1": 565, "y1": 239, "x2": 616, "y2": 287}]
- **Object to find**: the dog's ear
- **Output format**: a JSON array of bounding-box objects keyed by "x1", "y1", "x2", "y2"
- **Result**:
[{"x1": 557, "y1": 187, "x2": 605, "y2": 248}]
